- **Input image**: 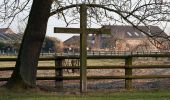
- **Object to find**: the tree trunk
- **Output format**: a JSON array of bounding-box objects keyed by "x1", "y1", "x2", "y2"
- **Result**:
[{"x1": 5, "y1": 0, "x2": 53, "y2": 90}]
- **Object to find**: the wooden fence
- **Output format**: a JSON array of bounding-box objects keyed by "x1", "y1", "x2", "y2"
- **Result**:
[
  {"x1": 55, "y1": 51, "x2": 170, "y2": 56},
  {"x1": 0, "y1": 53, "x2": 170, "y2": 91}
]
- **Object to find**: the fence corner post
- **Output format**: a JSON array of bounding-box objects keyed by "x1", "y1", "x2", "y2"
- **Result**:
[
  {"x1": 55, "y1": 58, "x2": 63, "y2": 91},
  {"x1": 125, "y1": 56, "x2": 132, "y2": 90}
]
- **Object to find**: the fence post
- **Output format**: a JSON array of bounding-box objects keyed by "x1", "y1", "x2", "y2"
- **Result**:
[
  {"x1": 55, "y1": 58, "x2": 63, "y2": 91},
  {"x1": 80, "y1": 4, "x2": 87, "y2": 93},
  {"x1": 125, "y1": 56, "x2": 132, "y2": 90}
]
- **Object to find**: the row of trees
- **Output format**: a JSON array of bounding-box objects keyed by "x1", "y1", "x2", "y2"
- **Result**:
[
  {"x1": 0, "y1": 41, "x2": 20, "y2": 53},
  {"x1": 0, "y1": 36, "x2": 61, "y2": 54},
  {"x1": 0, "y1": 0, "x2": 169, "y2": 90}
]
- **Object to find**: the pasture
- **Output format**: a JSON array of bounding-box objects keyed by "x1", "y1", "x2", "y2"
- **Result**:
[
  {"x1": 0, "y1": 88, "x2": 170, "y2": 100},
  {"x1": 0, "y1": 55, "x2": 170, "y2": 99},
  {"x1": 0, "y1": 55, "x2": 169, "y2": 91}
]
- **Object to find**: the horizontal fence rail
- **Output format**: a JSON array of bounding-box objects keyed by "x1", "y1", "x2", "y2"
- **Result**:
[
  {"x1": 54, "y1": 51, "x2": 170, "y2": 56},
  {"x1": 0, "y1": 53, "x2": 170, "y2": 90},
  {"x1": 1, "y1": 51, "x2": 170, "y2": 56}
]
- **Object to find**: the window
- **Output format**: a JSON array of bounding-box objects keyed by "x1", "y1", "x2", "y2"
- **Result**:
[
  {"x1": 134, "y1": 32, "x2": 139, "y2": 36},
  {"x1": 141, "y1": 32, "x2": 146, "y2": 36},
  {"x1": 127, "y1": 32, "x2": 132, "y2": 36}
]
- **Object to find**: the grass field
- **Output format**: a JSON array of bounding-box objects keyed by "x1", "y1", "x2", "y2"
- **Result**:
[{"x1": 0, "y1": 88, "x2": 170, "y2": 100}]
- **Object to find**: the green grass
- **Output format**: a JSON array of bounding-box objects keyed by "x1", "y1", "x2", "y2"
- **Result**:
[{"x1": 0, "y1": 88, "x2": 170, "y2": 100}]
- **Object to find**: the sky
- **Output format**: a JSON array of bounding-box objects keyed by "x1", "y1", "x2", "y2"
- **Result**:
[
  {"x1": 46, "y1": 16, "x2": 103, "y2": 41},
  {"x1": 47, "y1": 16, "x2": 82, "y2": 41}
]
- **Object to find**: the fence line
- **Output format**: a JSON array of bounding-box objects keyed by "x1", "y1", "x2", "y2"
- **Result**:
[
  {"x1": 0, "y1": 54, "x2": 170, "y2": 91},
  {"x1": 1, "y1": 51, "x2": 170, "y2": 56},
  {"x1": 54, "y1": 51, "x2": 170, "y2": 56}
]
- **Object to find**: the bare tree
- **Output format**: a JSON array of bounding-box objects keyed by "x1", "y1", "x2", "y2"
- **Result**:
[{"x1": 0, "y1": 0, "x2": 169, "y2": 90}]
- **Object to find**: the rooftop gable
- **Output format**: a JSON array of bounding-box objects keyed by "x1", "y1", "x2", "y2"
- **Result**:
[
  {"x1": 0, "y1": 28, "x2": 15, "y2": 34},
  {"x1": 102, "y1": 25, "x2": 167, "y2": 38}
]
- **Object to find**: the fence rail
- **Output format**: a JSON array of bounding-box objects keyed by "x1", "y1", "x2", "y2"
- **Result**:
[
  {"x1": 54, "y1": 51, "x2": 170, "y2": 56},
  {"x1": 0, "y1": 54, "x2": 170, "y2": 91}
]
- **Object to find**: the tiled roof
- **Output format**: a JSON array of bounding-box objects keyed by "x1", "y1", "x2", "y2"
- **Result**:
[
  {"x1": 102, "y1": 25, "x2": 167, "y2": 38},
  {"x1": 64, "y1": 35, "x2": 96, "y2": 47},
  {"x1": 0, "y1": 32, "x2": 22, "y2": 42},
  {"x1": 0, "y1": 28, "x2": 15, "y2": 34},
  {"x1": 0, "y1": 28, "x2": 23, "y2": 42},
  {"x1": 63, "y1": 25, "x2": 168, "y2": 48}
]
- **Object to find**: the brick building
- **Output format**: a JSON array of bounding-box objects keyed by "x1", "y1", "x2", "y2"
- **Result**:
[{"x1": 63, "y1": 25, "x2": 169, "y2": 53}]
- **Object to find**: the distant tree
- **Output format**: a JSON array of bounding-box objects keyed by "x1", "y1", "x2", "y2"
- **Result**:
[
  {"x1": 42, "y1": 37, "x2": 62, "y2": 53},
  {"x1": 11, "y1": 41, "x2": 21, "y2": 52},
  {"x1": 0, "y1": 0, "x2": 169, "y2": 90},
  {"x1": 0, "y1": 42, "x2": 6, "y2": 49}
]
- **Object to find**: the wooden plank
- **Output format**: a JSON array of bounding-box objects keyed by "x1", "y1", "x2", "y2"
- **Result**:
[
  {"x1": 0, "y1": 67, "x2": 14, "y2": 71},
  {"x1": 125, "y1": 57, "x2": 132, "y2": 90},
  {"x1": 37, "y1": 66, "x2": 125, "y2": 70},
  {"x1": 55, "y1": 59, "x2": 63, "y2": 91},
  {"x1": 1, "y1": 75, "x2": 170, "y2": 82},
  {"x1": 55, "y1": 53, "x2": 170, "y2": 58},
  {"x1": 80, "y1": 4, "x2": 87, "y2": 93},
  {"x1": 38, "y1": 65, "x2": 170, "y2": 69},
  {"x1": 55, "y1": 54, "x2": 170, "y2": 59},
  {"x1": 56, "y1": 66, "x2": 80, "y2": 69},
  {"x1": 0, "y1": 58, "x2": 17, "y2": 61},
  {"x1": 1, "y1": 65, "x2": 169, "y2": 71},
  {"x1": 55, "y1": 55, "x2": 128, "y2": 59},
  {"x1": 0, "y1": 78, "x2": 9, "y2": 81},
  {"x1": 54, "y1": 28, "x2": 80, "y2": 34},
  {"x1": 37, "y1": 75, "x2": 170, "y2": 80},
  {"x1": 87, "y1": 65, "x2": 125, "y2": 69},
  {"x1": 54, "y1": 27, "x2": 111, "y2": 34},
  {"x1": 88, "y1": 76, "x2": 126, "y2": 79},
  {"x1": 52, "y1": 66, "x2": 125, "y2": 69},
  {"x1": 127, "y1": 75, "x2": 170, "y2": 79},
  {"x1": 36, "y1": 76, "x2": 125, "y2": 80},
  {"x1": 37, "y1": 66, "x2": 55, "y2": 70},
  {"x1": 37, "y1": 76, "x2": 79, "y2": 80},
  {"x1": 132, "y1": 53, "x2": 170, "y2": 57},
  {"x1": 39, "y1": 57, "x2": 56, "y2": 61},
  {"x1": 38, "y1": 65, "x2": 170, "y2": 70},
  {"x1": 127, "y1": 65, "x2": 170, "y2": 69}
]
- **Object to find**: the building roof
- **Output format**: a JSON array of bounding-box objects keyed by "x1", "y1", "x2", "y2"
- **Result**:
[
  {"x1": 0, "y1": 32, "x2": 23, "y2": 42},
  {"x1": 0, "y1": 28, "x2": 15, "y2": 34},
  {"x1": 64, "y1": 36, "x2": 80, "y2": 46},
  {"x1": 102, "y1": 25, "x2": 167, "y2": 38},
  {"x1": 0, "y1": 28, "x2": 22, "y2": 42},
  {"x1": 63, "y1": 25, "x2": 168, "y2": 50},
  {"x1": 64, "y1": 35, "x2": 96, "y2": 47}
]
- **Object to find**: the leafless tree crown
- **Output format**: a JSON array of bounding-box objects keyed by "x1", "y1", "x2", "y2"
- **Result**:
[{"x1": 0, "y1": 0, "x2": 170, "y2": 37}]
